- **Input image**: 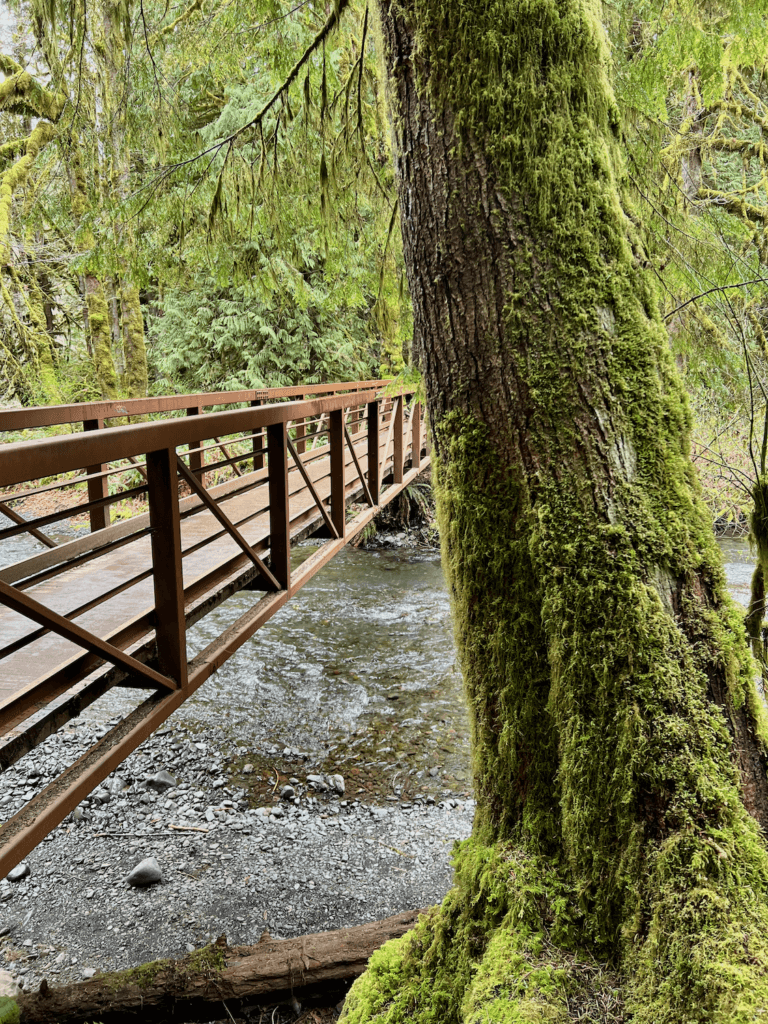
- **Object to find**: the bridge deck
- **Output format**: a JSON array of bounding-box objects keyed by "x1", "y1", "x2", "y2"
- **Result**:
[{"x1": 0, "y1": 383, "x2": 427, "y2": 874}]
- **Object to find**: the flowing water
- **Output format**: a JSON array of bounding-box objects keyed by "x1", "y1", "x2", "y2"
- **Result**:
[{"x1": 0, "y1": 524, "x2": 757, "y2": 804}]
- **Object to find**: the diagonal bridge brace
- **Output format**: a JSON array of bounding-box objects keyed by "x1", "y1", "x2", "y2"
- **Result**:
[
  {"x1": 0, "y1": 579, "x2": 177, "y2": 690},
  {"x1": 175, "y1": 455, "x2": 280, "y2": 590},
  {"x1": 286, "y1": 436, "x2": 339, "y2": 538}
]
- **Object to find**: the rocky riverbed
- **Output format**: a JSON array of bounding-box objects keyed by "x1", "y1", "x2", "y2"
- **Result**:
[
  {"x1": 0, "y1": 522, "x2": 475, "y2": 1015},
  {"x1": 0, "y1": 715, "x2": 472, "y2": 997}
]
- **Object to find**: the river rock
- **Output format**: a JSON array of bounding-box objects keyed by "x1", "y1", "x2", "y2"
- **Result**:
[
  {"x1": 147, "y1": 770, "x2": 177, "y2": 793},
  {"x1": 108, "y1": 775, "x2": 129, "y2": 794},
  {"x1": 329, "y1": 774, "x2": 345, "y2": 795},
  {"x1": 127, "y1": 857, "x2": 162, "y2": 887},
  {"x1": 7, "y1": 863, "x2": 29, "y2": 882}
]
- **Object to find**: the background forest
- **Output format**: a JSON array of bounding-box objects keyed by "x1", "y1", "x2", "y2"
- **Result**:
[{"x1": 2, "y1": 0, "x2": 768, "y2": 533}]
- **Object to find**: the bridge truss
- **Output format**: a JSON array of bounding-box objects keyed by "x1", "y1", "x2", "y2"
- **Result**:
[{"x1": 0, "y1": 381, "x2": 428, "y2": 875}]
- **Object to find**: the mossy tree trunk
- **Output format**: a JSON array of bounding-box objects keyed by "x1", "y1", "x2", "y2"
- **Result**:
[
  {"x1": 85, "y1": 273, "x2": 118, "y2": 400},
  {"x1": 121, "y1": 282, "x2": 148, "y2": 398},
  {"x1": 342, "y1": 1, "x2": 768, "y2": 1021}
]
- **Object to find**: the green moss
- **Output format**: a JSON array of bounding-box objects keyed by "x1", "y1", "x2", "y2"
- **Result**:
[
  {"x1": 102, "y1": 942, "x2": 225, "y2": 995},
  {"x1": 0, "y1": 997, "x2": 19, "y2": 1024},
  {"x1": 86, "y1": 280, "x2": 119, "y2": 400},
  {"x1": 348, "y1": 0, "x2": 768, "y2": 1019},
  {"x1": 120, "y1": 284, "x2": 148, "y2": 398}
]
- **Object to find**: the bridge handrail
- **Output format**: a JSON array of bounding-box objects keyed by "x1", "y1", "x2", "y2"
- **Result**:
[
  {"x1": 0, "y1": 379, "x2": 392, "y2": 432},
  {"x1": 0, "y1": 389, "x2": 393, "y2": 488}
]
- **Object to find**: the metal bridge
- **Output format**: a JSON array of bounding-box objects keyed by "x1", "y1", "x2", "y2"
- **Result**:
[{"x1": 0, "y1": 380, "x2": 427, "y2": 875}]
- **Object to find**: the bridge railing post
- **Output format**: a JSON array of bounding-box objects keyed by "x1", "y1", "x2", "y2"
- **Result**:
[
  {"x1": 146, "y1": 446, "x2": 187, "y2": 687},
  {"x1": 83, "y1": 418, "x2": 110, "y2": 532},
  {"x1": 186, "y1": 406, "x2": 205, "y2": 486},
  {"x1": 394, "y1": 396, "x2": 404, "y2": 484},
  {"x1": 412, "y1": 400, "x2": 421, "y2": 471},
  {"x1": 251, "y1": 398, "x2": 264, "y2": 471},
  {"x1": 367, "y1": 399, "x2": 380, "y2": 505},
  {"x1": 330, "y1": 409, "x2": 346, "y2": 539},
  {"x1": 267, "y1": 421, "x2": 291, "y2": 590},
  {"x1": 295, "y1": 413, "x2": 306, "y2": 455}
]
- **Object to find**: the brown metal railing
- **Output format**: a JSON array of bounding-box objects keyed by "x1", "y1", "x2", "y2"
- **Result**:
[
  {"x1": 0, "y1": 383, "x2": 427, "y2": 875},
  {"x1": 0, "y1": 380, "x2": 391, "y2": 534}
]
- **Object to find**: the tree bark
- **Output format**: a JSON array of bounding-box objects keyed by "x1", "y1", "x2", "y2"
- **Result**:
[
  {"x1": 341, "y1": 1, "x2": 768, "y2": 1021},
  {"x1": 15, "y1": 910, "x2": 422, "y2": 1024}
]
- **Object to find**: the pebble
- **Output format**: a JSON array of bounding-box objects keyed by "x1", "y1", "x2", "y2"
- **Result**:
[
  {"x1": 126, "y1": 857, "x2": 162, "y2": 887},
  {"x1": 147, "y1": 771, "x2": 177, "y2": 793},
  {"x1": 7, "y1": 863, "x2": 29, "y2": 882}
]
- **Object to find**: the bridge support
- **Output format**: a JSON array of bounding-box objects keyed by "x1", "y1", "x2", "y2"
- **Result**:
[
  {"x1": 267, "y1": 423, "x2": 291, "y2": 590},
  {"x1": 146, "y1": 447, "x2": 188, "y2": 687},
  {"x1": 330, "y1": 409, "x2": 346, "y2": 539},
  {"x1": 367, "y1": 400, "x2": 380, "y2": 505},
  {"x1": 84, "y1": 418, "x2": 110, "y2": 532}
]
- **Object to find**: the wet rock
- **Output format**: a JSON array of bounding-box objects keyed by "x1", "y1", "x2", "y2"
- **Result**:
[
  {"x1": 108, "y1": 775, "x2": 129, "y2": 795},
  {"x1": 7, "y1": 863, "x2": 29, "y2": 882},
  {"x1": 147, "y1": 770, "x2": 177, "y2": 793},
  {"x1": 127, "y1": 857, "x2": 162, "y2": 887}
]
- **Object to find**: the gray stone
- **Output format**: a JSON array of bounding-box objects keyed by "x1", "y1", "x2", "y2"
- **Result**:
[
  {"x1": 306, "y1": 774, "x2": 327, "y2": 792},
  {"x1": 82, "y1": 967, "x2": 96, "y2": 979},
  {"x1": 243, "y1": 764, "x2": 254, "y2": 774},
  {"x1": 329, "y1": 774, "x2": 345, "y2": 795},
  {"x1": 126, "y1": 857, "x2": 162, "y2": 887},
  {"x1": 280, "y1": 785, "x2": 295, "y2": 800},
  {"x1": 6, "y1": 863, "x2": 29, "y2": 883},
  {"x1": 147, "y1": 770, "x2": 177, "y2": 793},
  {"x1": 92, "y1": 788, "x2": 110, "y2": 805}
]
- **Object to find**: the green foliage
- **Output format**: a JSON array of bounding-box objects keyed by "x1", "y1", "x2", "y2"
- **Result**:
[
  {"x1": 0, "y1": 997, "x2": 18, "y2": 1024},
  {"x1": 150, "y1": 278, "x2": 376, "y2": 390}
]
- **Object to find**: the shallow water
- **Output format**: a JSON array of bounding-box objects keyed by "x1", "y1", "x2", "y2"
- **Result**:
[{"x1": 0, "y1": 524, "x2": 758, "y2": 802}]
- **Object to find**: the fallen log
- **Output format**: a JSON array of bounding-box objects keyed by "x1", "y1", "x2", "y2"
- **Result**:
[{"x1": 15, "y1": 908, "x2": 426, "y2": 1024}]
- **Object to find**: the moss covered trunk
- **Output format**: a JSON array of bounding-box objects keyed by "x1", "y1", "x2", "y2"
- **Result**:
[
  {"x1": 342, "y1": 1, "x2": 768, "y2": 1021},
  {"x1": 85, "y1": 273, "x2": 118, "y2": 400},
  {"x1": 121, "y1": 282, "x2": 148, "y2": 398}
]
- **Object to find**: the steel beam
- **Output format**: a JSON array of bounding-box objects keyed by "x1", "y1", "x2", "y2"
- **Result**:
[
  {"x1": 330, "y1": 409, "x2": 346, "y2": 539},
  {"x1": 83, "y1": 419, "x2": 110, "y2": 532},
  {"x1": 146, "y1": 447, "x2": 188, "y2": 687},
  {"x1": 267, "y1": 423, "x2": 291, "y2": 590}
]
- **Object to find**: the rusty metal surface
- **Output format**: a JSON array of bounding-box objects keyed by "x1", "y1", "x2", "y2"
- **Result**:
[
  {"x1": 0, "y1": 386, "x2": 428, "y2": 875},
  {"x1": 0, "y1": 380, "x2": 390, "y2": 431}
]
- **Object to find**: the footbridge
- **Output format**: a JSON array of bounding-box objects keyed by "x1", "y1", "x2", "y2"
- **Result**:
[{"x1": 0, "y1": 380, "x2": 428, "y2": 874}]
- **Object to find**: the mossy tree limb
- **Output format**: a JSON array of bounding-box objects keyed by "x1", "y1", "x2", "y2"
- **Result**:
[{"x1": 342, "y1": 0, "x2": 768, "y2": 1020}]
